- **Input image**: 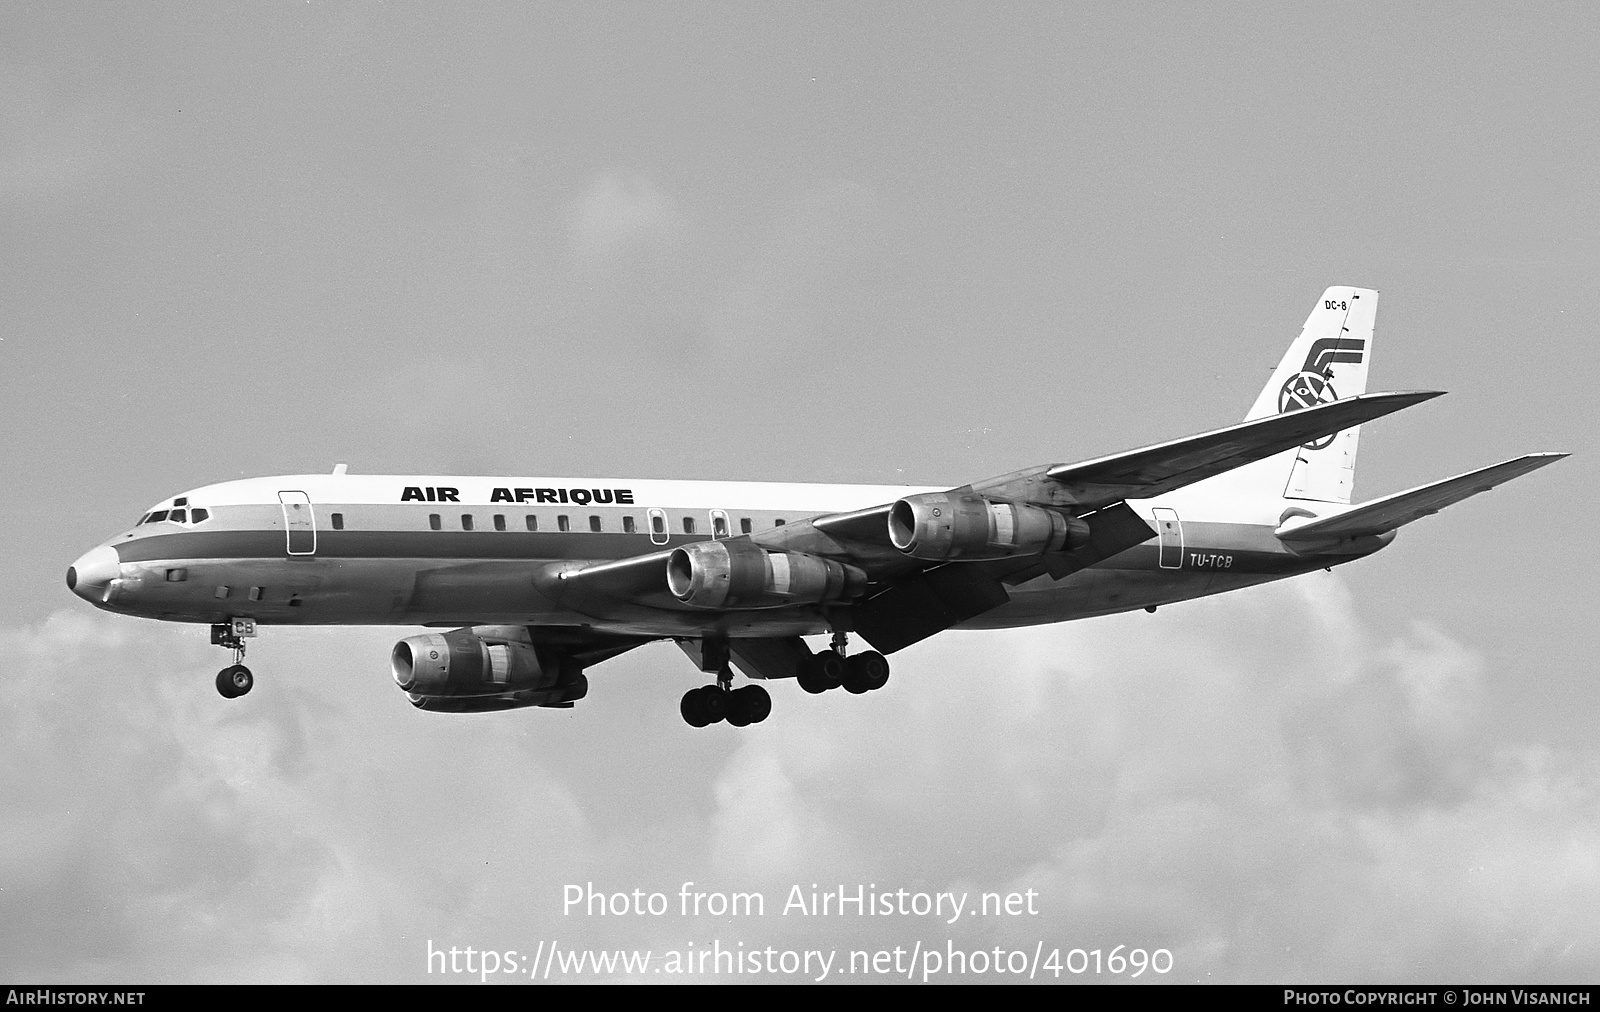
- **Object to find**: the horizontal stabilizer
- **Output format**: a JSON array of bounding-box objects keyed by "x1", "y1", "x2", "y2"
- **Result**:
[
  {"x1": 1046, "y1": 390, "x2": 1443, "y2": 509},
  {"x1": 1275, "y1": 453, "x2": 1567, "y2": 543}
]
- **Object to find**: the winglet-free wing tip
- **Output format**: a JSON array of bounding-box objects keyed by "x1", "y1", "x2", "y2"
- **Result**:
[
  {"x1": 1375, "y1": 389, "x2": 1447, "y2": 404},
  {"x1": 1341, "y1": 388, "x2": 1446, "y2": 414},
  {"x1": 1465, "y1": 450, "x2": 1569, "y2": 472}
]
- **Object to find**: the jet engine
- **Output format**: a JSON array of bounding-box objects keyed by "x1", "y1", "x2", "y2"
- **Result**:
[
  {"x1": 888, "y1": 490, "x2": 1090, "y2": 561},
  {"x1": 667, "y1": 541, "x2": 868, "y2": 610},
  {"x1": 390, "y1": 625, "x2": 588, "y2": 712}
]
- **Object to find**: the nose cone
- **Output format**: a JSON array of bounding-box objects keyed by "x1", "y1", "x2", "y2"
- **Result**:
[{"x1": 67, "y1": 545, "x2": 121, "y2": 603}]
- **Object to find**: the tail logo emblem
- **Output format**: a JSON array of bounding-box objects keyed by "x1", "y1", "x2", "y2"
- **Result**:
[{"x1": 1278, "y1": 337, "x2": 1366, "y2": 450}]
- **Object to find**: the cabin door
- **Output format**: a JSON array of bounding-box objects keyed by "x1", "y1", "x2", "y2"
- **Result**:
[
  {"x1": 279, "y1": 491, "x2": 317, "y2": 556},
  {"x1": 1151, "y1": 507, "x2": 1183, "y2": 569}
]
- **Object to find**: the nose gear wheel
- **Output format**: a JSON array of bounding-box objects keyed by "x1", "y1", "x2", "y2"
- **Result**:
[{"x1": 210, "y1": 621, "x2": 255, "y2": 698}]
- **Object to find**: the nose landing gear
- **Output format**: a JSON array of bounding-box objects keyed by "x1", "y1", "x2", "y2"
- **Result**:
[{"x1": 210, "y1": 619, "x2": 257, "y2": 698}]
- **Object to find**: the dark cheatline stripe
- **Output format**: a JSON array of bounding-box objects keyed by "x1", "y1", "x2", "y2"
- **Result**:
[{"x1": 114, "y1": 528, "x2": 690, "y2": 564}]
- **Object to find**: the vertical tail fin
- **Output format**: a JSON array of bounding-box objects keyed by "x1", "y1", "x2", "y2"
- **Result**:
[
  {"x1": 1243, "y1": 286, "x2": 1378, "y2": 503},
  {"x1": 1245, "y1": 288, "x2": 1376, "y2": 422},
  {"x1": 1201, "y1": 287, "x2": 1378, "y2": 506}
]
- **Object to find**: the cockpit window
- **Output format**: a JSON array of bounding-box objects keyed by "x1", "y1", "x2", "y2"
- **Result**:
[{"x1": 140, "y1": 506, "x2": 209, "y2": 526}]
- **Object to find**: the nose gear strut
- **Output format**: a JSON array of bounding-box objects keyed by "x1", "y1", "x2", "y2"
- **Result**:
[{"x1": 211, "y1": 619, "x2": 257, "y2": 698}]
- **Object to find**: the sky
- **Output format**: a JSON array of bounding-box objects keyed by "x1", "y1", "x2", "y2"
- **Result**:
[{"x1": 4, "y1": 3, "x2": 1597, "y2": 984}]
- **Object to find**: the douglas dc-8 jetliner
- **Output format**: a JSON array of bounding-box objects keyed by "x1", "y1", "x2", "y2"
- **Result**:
[{"x1": 67, "y1": 288, "x2": 1564, "y2": 727}]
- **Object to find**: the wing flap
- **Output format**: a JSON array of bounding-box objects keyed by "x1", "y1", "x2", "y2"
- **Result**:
[
  {"x1": 999, "y1": 502, "x2": 1157, "y2": 585},
  {"x1": 1275, "y1": 453, "x2": 1567, "y2": 542},
  {"x1": 1043, "y1": 390, "x2": 1442, "y2": 509},
  {"x1": 853, "y1": 566, "x2": 1012, "y2": 655}
]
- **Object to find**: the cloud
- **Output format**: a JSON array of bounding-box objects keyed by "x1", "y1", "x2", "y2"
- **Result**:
[
  {"x1": 567, "y1": 171, "x2": 685, "y2": 269},
  {"x1": 692, "y1": 575, "x2": 1600, "y2": 981},
  {"x1": 6, "y1": 575, "x2": 1598, "y2": 982},
  {"x1": 0, "y1": 614, "x2": 596, "y2": 981}
]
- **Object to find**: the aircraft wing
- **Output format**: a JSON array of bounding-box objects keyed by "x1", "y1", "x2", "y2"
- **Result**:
[
  {"x1": 1036, "y1": 390, "x2": 1443, "y2": 510},
  {"x1": 832, "y1": 389, "x2": 1445, "y2": 653},
  {"x1": 1275, "y1": 452, "x2": 1568, "y2": 543},
  {"x1": 808, "y1": 390, "x2": 1445, "y2": 554},
  {"x1": 546, "y1": 390, "x2": 1446, "y2": 616}
]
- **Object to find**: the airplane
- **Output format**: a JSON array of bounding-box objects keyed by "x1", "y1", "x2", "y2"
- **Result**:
[{"x1": 66, "y1": 287, "x2": 1565, "y2": 728}]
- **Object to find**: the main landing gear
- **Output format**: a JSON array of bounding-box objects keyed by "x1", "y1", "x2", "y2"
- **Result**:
[
  {"x1": 678, "y1": 636, "x2": 772, "y2": 728},
  {"x1": 797, "y1": 631, "x2": 890, "y2": 696},
  {"x1": 211, "y1": 619, "x2": 257, "y2": 699},
  {"x1": 679, "y1": 632, "x2": 892, "y2": 728},
  {"x1": 680, "y1": 678, "x2": 773, "y2": 728}
]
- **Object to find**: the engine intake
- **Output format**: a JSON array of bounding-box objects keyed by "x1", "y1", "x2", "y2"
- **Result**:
[
  {"x1": 391, "y1": 625, "x2": 587, "y2": 709},
  {"x1": 667, "y1": 541, "x2": 868, "y2": 610},
  {"x1": 888, "y1": 491, "x2": 1089, "y2": 561}
]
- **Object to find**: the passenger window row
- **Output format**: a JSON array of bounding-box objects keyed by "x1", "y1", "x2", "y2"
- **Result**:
[
  {"x1": 411, "y1": 512, "x2": 785, "y2": 534},
  {"x1": 138, "y1": 507, "x2": 781, "y2": 532}
]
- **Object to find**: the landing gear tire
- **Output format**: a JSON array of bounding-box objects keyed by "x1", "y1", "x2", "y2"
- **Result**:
[
  {"x1": 727, "y1": 684, "x2": 772, "y2": 726},
  {"x1": 680, "y1": 687, "x2": 711, "y2": 727},
  {"x1": 681, "y1": 683, "x2": 770, "y2": 727},
  {"x1": 680, "y1": 685, "x2": 729, "y2": 727},
  {"x1": 700, "y1": 685, "x2": 728, "y2": 723},
  {"x1": 797, "y1": 649, "x2": 845, "y2": 694},
  {"x1": 842, "y1": 651, "x2": 890, "y2": 694},
  {"x1": 216, "y1": 664, "x2": 253, "y2": 699}
]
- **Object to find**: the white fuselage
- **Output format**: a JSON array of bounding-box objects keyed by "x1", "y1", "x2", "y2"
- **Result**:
[{"x1": 68, "y1": 471, "x2": 1377, "y2": 640}]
